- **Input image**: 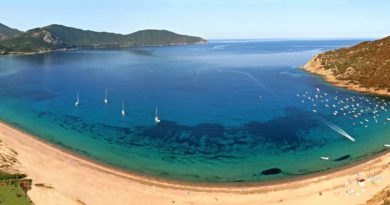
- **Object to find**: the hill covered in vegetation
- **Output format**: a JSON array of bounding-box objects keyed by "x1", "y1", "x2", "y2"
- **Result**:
[
  {"x1": 302, "y1": 36, "x2": 390, "y2": 96},
  {"x1": 0, "y1": 23, "x2": 207, "y2": 54},
  {"x1": 0, "y1": 23, "x2": 21, "y2": 40}
]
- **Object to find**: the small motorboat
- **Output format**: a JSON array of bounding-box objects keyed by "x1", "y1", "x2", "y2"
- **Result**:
[{"x1": 320, "y1": 156, "x2": 330, "y2": 160}]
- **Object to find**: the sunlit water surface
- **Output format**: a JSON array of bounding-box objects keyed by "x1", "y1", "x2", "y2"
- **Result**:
[{"x1": 0, "y1": 39, "x2": 389, "y2": 183}]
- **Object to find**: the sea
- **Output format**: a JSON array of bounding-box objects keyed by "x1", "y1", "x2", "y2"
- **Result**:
[{"x1": 0, "y1": 39, "x2": 389, "y2": 183}]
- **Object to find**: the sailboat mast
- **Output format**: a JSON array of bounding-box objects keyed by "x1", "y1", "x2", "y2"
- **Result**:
[
  {"x1": 75, "y1": 93, "x2": 80, "y2": 107},
  {"x1": 121, "y1": 100, "x2": 125, "y2": 116},
  {"x1": 104, "y1": 89, "x2": 108, "y2": 104},
  {"x1": 154, "y1": 107, "x2": 161, "y2": 124}
]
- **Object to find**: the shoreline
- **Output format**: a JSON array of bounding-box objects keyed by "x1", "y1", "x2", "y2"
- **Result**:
[
  {"x1": 0, "y1": 41, "x2": 208, "y2": 57},
  {"x1": 301, "y1": 54, "x2": 390, "y2": 97},
  {"x1": 2, "y1": 119, "x2": 389, "y2": 190},
  {"x1": 1, "y1": 122, "x2": 390, "y2": 204}
]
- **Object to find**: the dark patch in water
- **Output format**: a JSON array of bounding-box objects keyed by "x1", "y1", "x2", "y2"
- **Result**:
[
  {"x1": 2, "y1": 89, "x2": 56, "y2": 101},
  {"x1": 261, "y1": 168, "x2": 282, "y2": 175},
  {"x1": 63, "y1": 115, "x2": 82, "y2": 122},
  {"x1": 187, "y1": 174, "x2": 200, "y2": 179},
  {"x1": 30, "y1": 106, "x2": 322, "y2": 165},
  {"x1": 191, "y1": 123, "x2": 225, "y2": 138},
  {"x1": 334, "y1": 155, "x2": 351, "y2": 161},
  {"x1": 232, "y1": 180, "x2": 245, "y2": 183},
  {"x1": 284, "y1": 170, "x2": 317, "y2": 176},
  {"x1": 98, "y1": 123, "x2": 133, "y2": 135},
  {"x1": 54, "y1": 141, "x2": 90, "y2": 156},
  {"x1": 127, "y1": 49, "x2": 153, "y2": 56},
  {"x1": 282, "y1": 145, "x2": 300, "y2": 151},
  {"x1": 159, "y1": 171, "x2": 169, "y2": 176},
  {"x1": 127, "y1": 107, "x2": 321, "y2": 158},
  {"x1": 243, "y1": 107, "x2": 318, "y2": 145},
  {"x1": 206, "y1": 154, "x2": 238, "y2": 160}
]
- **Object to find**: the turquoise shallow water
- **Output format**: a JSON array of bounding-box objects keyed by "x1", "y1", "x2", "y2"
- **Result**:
[{"x1": 0, "y1": 39, "x2": 389, "y2": 183}]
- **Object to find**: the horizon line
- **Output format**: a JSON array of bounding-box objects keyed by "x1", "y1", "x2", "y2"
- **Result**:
[
  {"x1": 0, "y1": 21, "x2": 386, "y2": 41},
  {"x1": 207, "y1": 37, "x2": 381, "y2": 41}
]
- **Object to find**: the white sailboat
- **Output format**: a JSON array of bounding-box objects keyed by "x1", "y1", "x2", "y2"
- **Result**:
[
  {"x1": 104, "y1": 89, "x2": 108, "y2": 104},
  {"x1": 75, "y1": 93, "x2": 80, "y2": 107},
  {"x1": 121, "y1": 101, "x2": 126, "y2": 116},
  {"x1": 155, "y1": 107, "x2": 161, "y2": 124},
  {"x1": 320, "y1": 156, "x2": 330, "y2": 160},
  {"x1": 384, "y1": 144, "x2": 390, "y2": 148}
]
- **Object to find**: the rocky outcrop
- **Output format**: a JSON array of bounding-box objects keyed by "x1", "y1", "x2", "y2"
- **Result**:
[
  {"x1": 42, "y1": 30, "x2": 63, "y2": 46},
  {"x1": 302, "y1": 36, "x2": 390, "y2": 96}
]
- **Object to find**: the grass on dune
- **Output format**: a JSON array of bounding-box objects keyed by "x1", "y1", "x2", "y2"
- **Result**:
[
  {"x1": 0, "y1": 171, "x2": 32, "y2": 205},
  {"x1": 0, "y1": 183, "x2": 31, "y2": 205}
]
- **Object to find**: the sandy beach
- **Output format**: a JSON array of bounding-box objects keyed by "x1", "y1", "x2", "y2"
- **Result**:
[
  {"x1": 0, "y1": 122, "x2": 388, "y2": 205},
  {"x1": 301, "y1": 55, "x2": 390, "y2": 97}
]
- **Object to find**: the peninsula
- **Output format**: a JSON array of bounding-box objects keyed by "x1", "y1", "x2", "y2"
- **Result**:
[
  {"x1": 302, "y1": 36, "x2": 390, "y2": 96},
  {"x1": 0, "y1": 23, "x2": 207, "y2": 55}
]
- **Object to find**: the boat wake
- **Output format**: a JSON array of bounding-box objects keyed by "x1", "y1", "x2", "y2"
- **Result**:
[
  {"x1": 223, "y1": 70, "x2": 275, "y2": 96},
  {"x1": 213, "y1": 45, "x2": 226, "y2": 50},
  {"x1": 226, "y1": 71, "x2": 263, "y2": 87},
  {"x1": 194, "y1": 63, "x2": 215, "y2": 81},
  {"x1": 325, "y1": 121, "x2": 356, "y2": 142}
]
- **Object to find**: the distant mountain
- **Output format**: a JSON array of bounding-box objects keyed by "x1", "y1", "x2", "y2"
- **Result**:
[
  {"x1": 0, "y1": 24, "x2": 207, "y2": 53},
  {"x1": 302, "y1": 36, "x2": 390, "y2": 96},
  {"x1": 0, "y1": 23, "x2": 22, "y2": 40},
  {"x1": 0, "y1": 27, "x2": 66, "y2": 52},
  {"x1": 126, "y1": 29, "x2": 206, "y2": 46},
  {"x1": 42, "y1": 24, "x2": 130, "y2": 47}
]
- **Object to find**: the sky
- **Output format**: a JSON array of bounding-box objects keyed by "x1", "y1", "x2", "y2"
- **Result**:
[{"x1": 1, "y1": 0, "x2": 390, "y2": 39}]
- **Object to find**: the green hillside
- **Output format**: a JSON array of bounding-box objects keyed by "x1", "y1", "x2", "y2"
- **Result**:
[
  {"x1": 43, "y1": 24, "x2": 130, "y2": 47},
  {"x1": 0, "y1": 23, "x2": 207, "y2": 53},
  {"x1": 0, "y1": 23, "x2": 21, "y2": 40},
  {"x1": 126, "y1": 29, "x2": 206, "y2": 46},
  {"x1": 0, "y1": 28, "x2": 66, "y2": 52},
  {"x1": 303, "y1": 36, "x2": 390, "y2": 93}
]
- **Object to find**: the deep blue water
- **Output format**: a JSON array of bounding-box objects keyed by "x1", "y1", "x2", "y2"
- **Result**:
[{"x1": 0, "y1": 39, "x2": 389, "y2": 183}]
